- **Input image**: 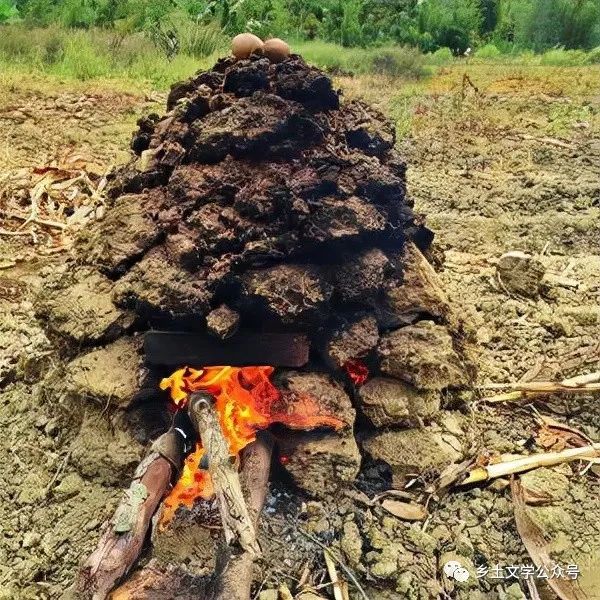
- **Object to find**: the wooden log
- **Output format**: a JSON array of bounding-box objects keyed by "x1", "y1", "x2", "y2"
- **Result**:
[
  {"x1": 74, "y1": 452, "x2": 173, "y2": 600},
  {"x1": 143, "y1": 331, "x2": 309, "y2": 368},
  {"x1": 215, "y1": 433, "x2": 273, "y2": 600},
  {"x1": 109, "y1": 560, "x2": 209, "y2": 600},
  {"x1": 109, "y1": 436, "x2": 273, "y2": 600},
  {"x1": 187, "y1": 392, "x2": 260, "y2": 556}
]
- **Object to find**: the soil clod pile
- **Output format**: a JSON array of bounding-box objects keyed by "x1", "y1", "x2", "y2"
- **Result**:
[
  {"x1": 53, "y1": 54, "x2": 435, "y2": 330},
  {"x1": 37, "y1": 52, "x2": 473, "y2": 506}
]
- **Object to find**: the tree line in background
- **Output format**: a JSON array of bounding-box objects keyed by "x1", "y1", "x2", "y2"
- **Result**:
[{"x1": 1, "y1": 0, "x2": 599, "y2": 56}]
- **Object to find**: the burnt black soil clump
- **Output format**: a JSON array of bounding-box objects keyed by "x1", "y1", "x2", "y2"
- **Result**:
[{"x1": 43, "y1": 54, "x2": 433, "y2": 338}]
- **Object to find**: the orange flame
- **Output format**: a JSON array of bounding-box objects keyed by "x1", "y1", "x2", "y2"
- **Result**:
[
  {"x1": 161, "y1": 446, "x2": 214, "y2": 524},
  {"x1": 159, "y1": 366, "x2": 344, "y2": 526}
]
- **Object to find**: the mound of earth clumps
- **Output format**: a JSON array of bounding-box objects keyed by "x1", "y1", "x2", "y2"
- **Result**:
[{"x1": 37, "y1": 53, "x2": 474, "y2": 506}]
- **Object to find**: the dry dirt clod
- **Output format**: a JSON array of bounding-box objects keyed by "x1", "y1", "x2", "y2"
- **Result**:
[
  {"x1": 325, "y1": 315, "x2": 379, "y2": 370},
  {"x1": 206, "y1": 304, "x2": 240, "y2": 339},
  {"x1": 278, "y1": 430, "x2": 361, "y2": 497},
  {"x1": 496, "y1": 250, "x2": 546, "y2": 297},
  {"x1": 377, "y1": 320, "x2": 469, "y2": 390},
  {"x1": 363, "y1": 425, "x2": 464, "y2": 487},
  {"x1": 385, "y1": 241, "x2": 452, "y2": 324},
  {"x1": 61, "y1": 337, "x2": 142, "y2": 409},
  {"x1": 35, "y1": 267, "x2": 135, "y2": 344},
  {"x1": 358, "y1": 377, "x2": 440, "y2": 427}
]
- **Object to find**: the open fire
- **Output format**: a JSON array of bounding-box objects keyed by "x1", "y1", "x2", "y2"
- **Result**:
[{"x1": 159, "y1": 365, "x2": 347, "y2": 525}]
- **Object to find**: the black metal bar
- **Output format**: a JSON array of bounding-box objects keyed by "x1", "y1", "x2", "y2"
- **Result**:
[{"x1": 143, "y1": 330, "x2": 310, "y2": 368}]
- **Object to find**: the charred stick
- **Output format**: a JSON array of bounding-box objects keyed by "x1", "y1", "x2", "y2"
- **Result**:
[{"x1": 188, "y1": 392, "x2": 260, "y2": 556}]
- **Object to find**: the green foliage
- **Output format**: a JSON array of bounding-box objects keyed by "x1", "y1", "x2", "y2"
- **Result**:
[
  {"x1": 476, "y1": 42, "x2": 501, "y2": 58},
  {"x1": 3, "y1": 0, "x2": 600, "y2": 69},
  {"x1": 540, "y1": 47, "x2": 589, "y2": 66},
  {"x1": 418, "y1": 0, "x2": 483, "y2": 54},
  {"x1": 497, "y1": 0, "x2": 600, "y2": 51},
  {"x1": 57, "y1": 0, "x2": 97, "y2": 28},
  {"x1": 480, "y1": 0, "x2": 499, "y2": 33},
  {"x1": 0, "y1": 0, "x2": 19, "y2": 23},
  {"x1": 340, "y1": 0, "x2": 363, "y2": 47},
  {"x1": 428, "y1": 46, "x2": 454, "y2": 64}
]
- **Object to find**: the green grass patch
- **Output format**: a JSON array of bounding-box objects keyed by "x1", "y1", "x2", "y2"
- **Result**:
[
  {"x1": 540, "y1": 48, "x2": 590, "y2": 67},
  {"x1": 1, "y1": 24, "x2": 600, "y2": 92},
  {"x1": 0, "y1": 24, "x2": 221, "y2": 88},
  {"x1": 293, "y1": 40, "x2": 430, "y2": 79}
]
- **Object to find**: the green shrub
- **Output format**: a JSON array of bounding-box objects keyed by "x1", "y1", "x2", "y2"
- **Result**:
[
  {"x1": 476, "y1": 42, "x2": 501, "y2": 58},
  {"x1": 428, "y1": 46, "x2": 454, "y2": 64},
  {"x1": 57, "y1": 0, "x2": 97, "y2": 28},
  {"x1": 586, "y1": 46, "x2": 600, "y2": 64},
  {"x1": 368, "y1": 46, "x2": 427, "y2": 79},
  {"x1": 540, "y1": 47, "x2": 589, "y2": 66}
]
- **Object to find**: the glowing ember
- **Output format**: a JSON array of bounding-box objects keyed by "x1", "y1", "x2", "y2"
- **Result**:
[
  {"x1": 343, "y1": 359, "x2": 369, "y2": 386},
  {"x1": 159, "y1": 365, "x2": 345, "y2": 525}
]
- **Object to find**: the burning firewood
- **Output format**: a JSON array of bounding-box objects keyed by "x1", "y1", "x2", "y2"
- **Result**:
[
  {"x1": 109, "y1": 435, "x2": 273, "y2": 600},
  {"x1": 74, "y1": 452, "x2": 175, "y2": 599},
  {"x1": 74, "y1": 418, "x2": 194, "y2": 599},
  {"x1": 214, "y1": 433, "x2": 273, "y2": 600},
  {"x1": 187, "y1": 392, "x2": 259, "y2": 555}
]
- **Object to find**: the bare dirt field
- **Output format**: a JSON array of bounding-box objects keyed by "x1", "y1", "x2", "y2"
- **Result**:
[{"x1": 1, "y1": 62, "x2": 599, "y2": 599}]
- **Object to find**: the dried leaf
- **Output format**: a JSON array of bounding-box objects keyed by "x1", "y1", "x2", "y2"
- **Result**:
[
  {"x1": 537, "y1": 416, "x2": 592, "y2": 449},
  {"x1": 511, "y1": 479, "x2": 589, "y2": 600},
  {"x1": 381, "y1": 499, "x2": 427, "y2": 521}
]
